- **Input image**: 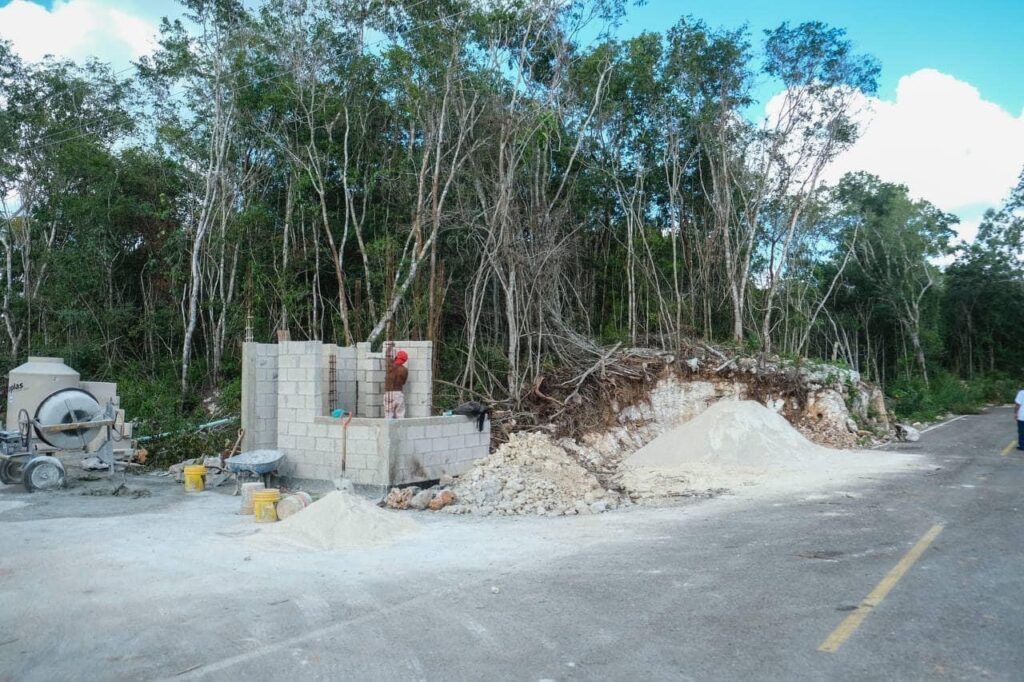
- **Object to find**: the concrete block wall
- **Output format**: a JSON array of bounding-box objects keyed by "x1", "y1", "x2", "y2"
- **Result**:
[
  {"x1": 361, "y1": 340, "x2": 433, "y2": 418},
  {"x1": 240, "y1": 342, "x2": 279, "y2": 451},
  {"x1": 387, "y1": 416, "x2": 490, "y2": 484},
  {"x1": 284, "y1": 414, "x2": 489, "y2": 487},
  {"x1": 271, "y1": 341, "x2": 385, "y2": 485},
  {"x1": 284, "y1": 418, "x2": 388, "y2": 486},
  {"x1": 274, "y1": 341, "x2": 340, "y2": 480},
  {"x1": 240, "y1": 338, "x2": 489, "y2": 487},
  {"x1": 356, "y1": 343, "x2": 385, "y2": 418}
]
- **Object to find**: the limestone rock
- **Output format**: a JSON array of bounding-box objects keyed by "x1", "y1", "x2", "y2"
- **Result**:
[
  {"x1": 384, "y1": 486, "x2": 417, "y2": 510},
  {"x1": 409, "y1": 489, "x2": 435, "y2": 510},
  {"x1": 446, "y1": 431, "x2": 619, "y2": 516},
  {"x1": 896, "y1": 424, "x2": 921, "y2": 442}
]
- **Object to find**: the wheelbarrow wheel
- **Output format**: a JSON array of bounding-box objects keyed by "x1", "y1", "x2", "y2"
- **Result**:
[
  {"x1": 0, "y1": 458, "x2": 24, "y2": 485},
  {"x1": 23, "y1": 456, "x2": 66, "y2": 492}
]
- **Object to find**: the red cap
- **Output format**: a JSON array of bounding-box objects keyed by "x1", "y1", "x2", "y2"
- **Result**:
[{"x1": 394, "y1": 350, "x2": 408, "y2": 366}]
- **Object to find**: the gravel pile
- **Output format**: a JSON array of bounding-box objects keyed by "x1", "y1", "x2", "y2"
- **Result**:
[{"x1": 445, "y1": 432, "x2": 621, "y2": 516}]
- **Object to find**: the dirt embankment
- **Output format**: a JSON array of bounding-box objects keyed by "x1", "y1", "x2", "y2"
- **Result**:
[
  {"x1": 521, "y1": 345, "x2": 889, "y2": 451},
  {"x1": 403, "y1": 350, "x2": 898, "y2": 517}
]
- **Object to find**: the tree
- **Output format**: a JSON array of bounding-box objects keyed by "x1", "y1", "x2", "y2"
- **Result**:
[
  {"x1": 944, "y1": 169, "x2": 1024, "y2": 375},
  {"x1": 830, "y1": 172, "x2": 956, "y2": 384}
]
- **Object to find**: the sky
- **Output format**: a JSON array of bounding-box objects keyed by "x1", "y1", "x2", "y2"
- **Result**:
[{"x1": 1, "y1": 0, "x2": 1022, "y2": 243}]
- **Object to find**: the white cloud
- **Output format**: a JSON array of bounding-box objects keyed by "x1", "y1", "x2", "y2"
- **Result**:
[
  {"x1": 0, "y1": 0, "x2": 160, "y2": 66},
  {"x1": 820, "y1": 69, "x2": 1024, "y2": 229}
]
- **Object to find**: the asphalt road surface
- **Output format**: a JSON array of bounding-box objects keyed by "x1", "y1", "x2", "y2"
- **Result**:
[{"x1": 1, "y1": 407, "x2": 1021, "y2": 681}]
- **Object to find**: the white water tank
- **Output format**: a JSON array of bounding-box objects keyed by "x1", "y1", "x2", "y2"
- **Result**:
[{"x1": 5, "y1": 357, "x2": 81, "y2": 430}]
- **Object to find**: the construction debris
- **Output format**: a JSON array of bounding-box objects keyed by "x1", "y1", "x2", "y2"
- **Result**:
[
  {"x1": 896, "y1": 423, "x2": 922, "y2": 442},
  {"x1": 428, "y1": 490, "x2": 456, "y2": 510},
  {"x1": 442, "y1": 432, "x2": 621, "y2": 516},
  {"x1": 383, "y1": 485, "x2": 457, "y2": 511},
  {"x1": 81, "y1": 456, "x2": 110, "y2": 471},
  {"x1": 384, "y1": 486, "x2": 416, "y2": 509},
  {"x1": 409, "y1": 489, "x2": 435, "y2": 510},
  {"x1": 167, "y1": 456, "x2": 226, "y2": 483}
]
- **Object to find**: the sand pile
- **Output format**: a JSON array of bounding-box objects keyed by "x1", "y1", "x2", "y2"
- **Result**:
[
  {"x1": 619, "y1": 400, "x2": 917, "y2": 499},
  {"x1": 248, "y1": 491, "x2": 420, "y2": 551},
  {"x1": 446, "y1": 432, "x2": 620, "y2": 516}
]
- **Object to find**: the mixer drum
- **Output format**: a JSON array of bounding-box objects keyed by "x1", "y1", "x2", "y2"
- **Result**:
[{"x1": 34, "y1": 388, "x2": 104, "y2": 451}]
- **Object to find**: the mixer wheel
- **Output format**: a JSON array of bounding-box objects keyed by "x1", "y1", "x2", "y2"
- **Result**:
[
  {"x1": 0, "y1": 458, "x2": 24, "y2": 485},
  {"x1": 23, "y1": 456, "x2": 66, "y2": 492}
]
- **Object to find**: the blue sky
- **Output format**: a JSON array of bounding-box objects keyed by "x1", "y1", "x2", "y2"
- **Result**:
[
  {"x1": 617, "y1": 0, "x2": 1024, "y2": 116},
  {"x1": 1, "y1": 0, "x2": 1022, "y2": 240},
  {"x1": 5, "y1": 0, "x2": 1023, "y2": 110},
  {"x1": 6, "y1": 0, "x2": 1019, "y2": 112}
]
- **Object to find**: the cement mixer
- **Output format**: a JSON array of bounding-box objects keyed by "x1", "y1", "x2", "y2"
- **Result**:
[{"x1": 0, "y1": 387, "x2": 121, "y2": 492}]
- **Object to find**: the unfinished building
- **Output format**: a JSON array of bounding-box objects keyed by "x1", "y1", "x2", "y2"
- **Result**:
[{"x1": 240, "y1": 340, "x2": 490, "y2": 488}]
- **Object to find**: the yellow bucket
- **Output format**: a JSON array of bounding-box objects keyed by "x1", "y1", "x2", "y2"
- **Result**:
[
  {"x1": 183, "y1": 465, "x2": 207, "y2": 493},
  {"x1": 252, "y1": 488, "x2": 282, "y2": 523}
]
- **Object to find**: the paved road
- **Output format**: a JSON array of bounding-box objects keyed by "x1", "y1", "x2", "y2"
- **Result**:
[{"x1": 2, "y1": 407, "x2": 1022, "y2": 680}]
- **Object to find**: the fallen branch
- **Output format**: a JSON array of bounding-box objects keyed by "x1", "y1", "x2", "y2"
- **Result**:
[
  {"x1": 561, "y1": 342, "x2": 621, "y2": 389},
  {"x1": 714, "y1": 358, "x2": 735, "y2": 373}
]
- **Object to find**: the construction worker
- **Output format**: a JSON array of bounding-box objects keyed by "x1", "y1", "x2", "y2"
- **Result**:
[
  {"x1": 1016, "y1": 386, "x2": 1024, "y2": 451},
  {"x1": 384, "y1": 349, "x2": 409, "y2": 419}
]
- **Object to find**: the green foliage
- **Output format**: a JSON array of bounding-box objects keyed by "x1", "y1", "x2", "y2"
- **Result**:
[
  {"x1": 114, "y1": 360, "x2": 240, "y2": 466},
  {"x1": 0, "y1": 3, "x2": 1018, "y2": 434},
  {"x1": 889, "y1": 371, "x2": 1019, "y2": 422}
]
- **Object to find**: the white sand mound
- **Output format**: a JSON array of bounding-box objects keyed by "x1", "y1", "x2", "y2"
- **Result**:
[
  {"x1": 248, "y1": 491, "x2": 420, "y2": 551},
  {"x1": 619, "y1": 400, "x2": 918, "y2": 499}
]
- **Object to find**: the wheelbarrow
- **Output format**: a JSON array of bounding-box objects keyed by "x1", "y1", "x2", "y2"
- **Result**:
[{"x1": 225, "y1": 449, "x2": 285, "y2": 493}]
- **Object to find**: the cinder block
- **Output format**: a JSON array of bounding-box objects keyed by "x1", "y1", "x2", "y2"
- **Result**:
[
  {"x1": 310, "y1": 437, "x2": 330, "y2": 452},
  {"x1": 290, "y1": 463, "x2": 313, "y2": 479}
]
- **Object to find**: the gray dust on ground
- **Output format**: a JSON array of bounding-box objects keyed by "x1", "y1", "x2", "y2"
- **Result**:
[{"x1": 0, "y1": 470, "x2": 231, "y2": 521}]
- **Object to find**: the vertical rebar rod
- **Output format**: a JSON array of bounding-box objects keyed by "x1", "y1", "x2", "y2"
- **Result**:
[{"x1": 328, "y1": 353, "x2": 337, "y2": 413}]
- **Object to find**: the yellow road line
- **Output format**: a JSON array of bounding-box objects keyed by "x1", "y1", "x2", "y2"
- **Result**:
[
  {"x1": 818, "y1": 524, "x2": 944, "y2": 653},
  {"x1": 1001, "y1": 440, "x2": 1016, "y2": 457}
]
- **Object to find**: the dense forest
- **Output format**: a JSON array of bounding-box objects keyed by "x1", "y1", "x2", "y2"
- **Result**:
[{"x1": 1, "y1": 0, "x2": 1022, "y2": 435}]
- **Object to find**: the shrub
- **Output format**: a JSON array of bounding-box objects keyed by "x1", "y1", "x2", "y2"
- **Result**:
[{"x1": 889, "y1": 371, "x2": 1019, "y2": 422}]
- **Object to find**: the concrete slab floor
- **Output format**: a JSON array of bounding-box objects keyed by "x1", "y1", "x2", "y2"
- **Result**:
[
  {"x1": 0, "y1": 471, "x2": 708, "y2": 680},
  {"x1": 0, "y1": 408, "x2": 1021, "y2": 680}
]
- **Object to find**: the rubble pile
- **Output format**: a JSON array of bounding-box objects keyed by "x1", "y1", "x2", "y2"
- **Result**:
[
  {"x1": 443, "y1": 432, "x2": 621, "y2": 516},
  {"x1": 384, "y1": 485, "x2": 457, "y2": 511}
]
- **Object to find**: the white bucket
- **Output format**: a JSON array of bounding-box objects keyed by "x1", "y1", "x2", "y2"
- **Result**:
[
  {"x1": 276, "y1": 491, "x2": 313, "y2": 520},
  {"x1": 239, "y1": 482, "x2": 266, "y2": 515}
]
